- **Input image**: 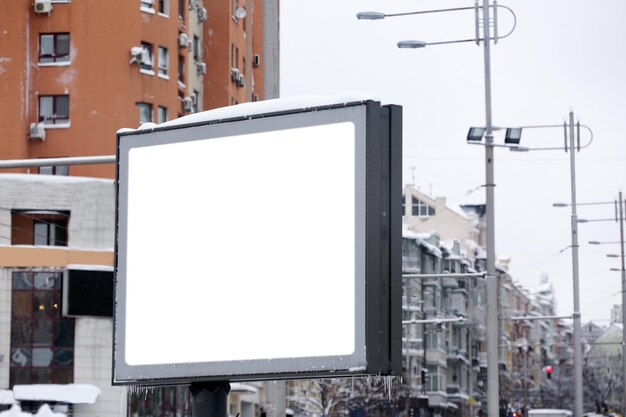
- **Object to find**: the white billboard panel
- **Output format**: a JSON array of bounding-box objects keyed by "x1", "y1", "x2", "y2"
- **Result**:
[{"x1": 114, "y1": 100, "x2": 401, "y2": 384}]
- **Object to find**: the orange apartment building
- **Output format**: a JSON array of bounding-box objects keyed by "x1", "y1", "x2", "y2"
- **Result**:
[{"x1": 0, "y1": 0, "x2": 278, "y2": 179}]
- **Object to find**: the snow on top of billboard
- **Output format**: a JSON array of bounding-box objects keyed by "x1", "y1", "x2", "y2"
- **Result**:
[{"x1": 116, "y1": 92, "x2": 377, "y2": 134}]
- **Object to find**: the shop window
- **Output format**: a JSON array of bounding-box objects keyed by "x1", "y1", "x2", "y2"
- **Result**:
[{"x1": 10, "y1": 271, "x2": 74, "y2": 387}]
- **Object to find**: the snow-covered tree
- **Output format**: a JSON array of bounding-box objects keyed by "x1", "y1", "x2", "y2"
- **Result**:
[{"x1": 288, "y1": 377, "x2": 396, "y2": 417}]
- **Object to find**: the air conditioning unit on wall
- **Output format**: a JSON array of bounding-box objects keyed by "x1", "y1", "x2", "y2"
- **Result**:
[
  {"x1": 29, "y1": 122, "x2": 46, "y2": 140},
  {"x1": 230, "y1": 67, "x2": 240, "y2": 81},
  {"x1": 129, "y1": 46, "x2": 144, "y2": 64},
  {"x1": 178, "y1": 33, "x2": 189, "y2": 48},
  {"x1": 181, "y1": 96, "x2": 193, "y2": 112},
  {"x1": 196, "y1": 62, "x2": 206, "y2": 75},
  {"x1": 197, "y1": 7, "x2": 208, "y2": 22},
  {"x1": 34, "y1": 0, "x2": 53, "y2": 14}
]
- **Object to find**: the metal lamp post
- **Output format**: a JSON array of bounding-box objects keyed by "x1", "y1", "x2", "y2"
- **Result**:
[
  {"x1": 358, "y1": 4, "x2": 516, "y2": 417},
  {"x1": 583, "y1": 192, "x2": 626, "y2": 413}
]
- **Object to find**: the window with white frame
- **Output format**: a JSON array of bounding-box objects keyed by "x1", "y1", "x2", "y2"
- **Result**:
[
  {"x1": 39, "y1": 33, "x2": 70, "y2": 64},
  {"x1": 140, "y1": 42, "x2": 154, "y2": 73},
  {"x1": 158, "y1": 46, "x2": 168, "y2": 77},
  {"x1": 426, "y1": 365, "x2": 445, "y2": 392},
  {"x1": 412, "y1": 197, "x2": 435, "y2": 217},
  {"x1": 157, "y1": 0, "x2": 168, "y2": 15},
  {"x1": 39, "y1": 95, "x2": 69, "y2": 126},
  {"x1": 137, "y1": 103, "x2": 153, "y2": 124},
  {"x1": 157, "y1": 106, "x2": 167, "y2": 124},
  {"x1": 140, "y1": 0, "x2": 155, "y2": 13}
]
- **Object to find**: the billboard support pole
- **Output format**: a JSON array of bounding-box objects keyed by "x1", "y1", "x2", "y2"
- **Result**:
[{"x1": 190, "y1": 382, "x2": 230, "y2": 417}]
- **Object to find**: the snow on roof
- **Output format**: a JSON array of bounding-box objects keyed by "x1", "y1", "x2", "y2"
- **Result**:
[
  {"x1": 0, "y1": 174, "x2": 112, "y2": 185},
  {"x1": 127, "y1": 92, "x2": 378, "y2": 132},
  {"x1": 0, "y1": 390, "x2": 16, "y2": 405},
  {"x1": 418, "y1": 240, "x2": 442, "y2": 258},
  {"x1": 66, "y1": 264, "x2": 114, "y2": 272},
  {"x1": 446, "y1": 203, "x2": 470, "y2": 220},
  {"x1": 229, "y1": 383, "x2": 258, "y2": 394},
  {"x1": 13, "y1": 384, "x2": 100, "y2": 404}
]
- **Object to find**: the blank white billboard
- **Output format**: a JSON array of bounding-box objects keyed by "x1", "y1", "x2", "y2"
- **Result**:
[
  {"x1": 114, "y1": 100, "x2": 401, "y2": 384},
  {"x1": 125, "y1": 122, "x2": 357, "y2": 365}
]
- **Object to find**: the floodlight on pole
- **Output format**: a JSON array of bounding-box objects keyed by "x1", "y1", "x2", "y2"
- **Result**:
[
  {"x1": 610, "y1": 268, "x2": 621, "y2": 272},
  {"x1": 356, "y1": 4, "x2": 517, "y2": 417},
  {"x1": 607, "y1": 254, "x2": 620, "y2": 258},
  {"x1": 467, "y1": 127, "x2": 486, "y2": 141},
  {"x1": 504, "y1": 127, "x2": 523, "y2": 144}
]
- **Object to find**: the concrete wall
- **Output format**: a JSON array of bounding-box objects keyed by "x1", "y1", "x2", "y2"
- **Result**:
[
  {"x1": 74, "y1": 318, "x2": 127, "y2": 417},
  {"x1": 0, "y1": 174, "x2": 114, "y2": 250}
]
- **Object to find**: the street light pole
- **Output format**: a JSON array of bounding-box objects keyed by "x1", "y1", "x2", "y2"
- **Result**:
[
  {"x1": 618, "y1": 191, "x2": 626, "y2": 412},
  {"x1": 567, "y1": 111, "x2": 583, "y2": 417},
  {"x1": 480, "y1": 2, "x2": 500, "y2": 417}
]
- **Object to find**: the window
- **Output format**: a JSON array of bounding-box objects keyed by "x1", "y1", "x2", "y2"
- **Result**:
[
  {"x1": 11, "y1": 210, "x2": 69, "y2": 247},
  {"x1": 40, "y1": 165, "x2": 69, "y2": 176},
  {"x1": 140, "y1": 0, "x2": 155, "y2": 13},
  {"x1": 10, "y1": 271, "x2": 74, "y2": 387},
  {"x1": 39, "y1": 95, "x2": 69, "y2": 126},
  {"x1": 157, "y1": 0, "x2": 168, "y2": 15},
  {"x1": 34, "y1": 220, "x2": 67, "y2": 246},
  {"x1": 178, "y1": 55, "x2": 185, "y2": 83},
  {"x1": 39, "y1": 33, "x2": 70, "y2": 64},
  {"x1": 129, "y1": 386, "x2": 191, "y2": 417},
  {"x1": 231, "y1": 44, "x2": 238, "y2": 69},
  {"x1": 411, "y1": 197, "x2": 435, "y2": 217},
  {"x1": 157, "y1": 106, "x2": 167, "y2": 123},
  {"x1": 140, "y1": 42, "x2": 154, "y2": 73},
  {"x1": 425, "y1": 365, "x2": 445, "y2": 392},
  {"x1": 193, "y1": 35, "x2": 201, "y2": 62},
  {"x1": 178, "y1": 0, "x2": 185, "y2": 19},
  {"x1": 137, "y1": 103, "x2": 153, "y2": 124},
  {"x1": 158, "y1": 46, "x2": 168, "y2": 77}
]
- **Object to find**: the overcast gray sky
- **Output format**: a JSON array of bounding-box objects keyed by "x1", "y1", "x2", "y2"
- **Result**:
[{"x1": 279, "y1": 0, "x2": 626, "y2": 323}]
